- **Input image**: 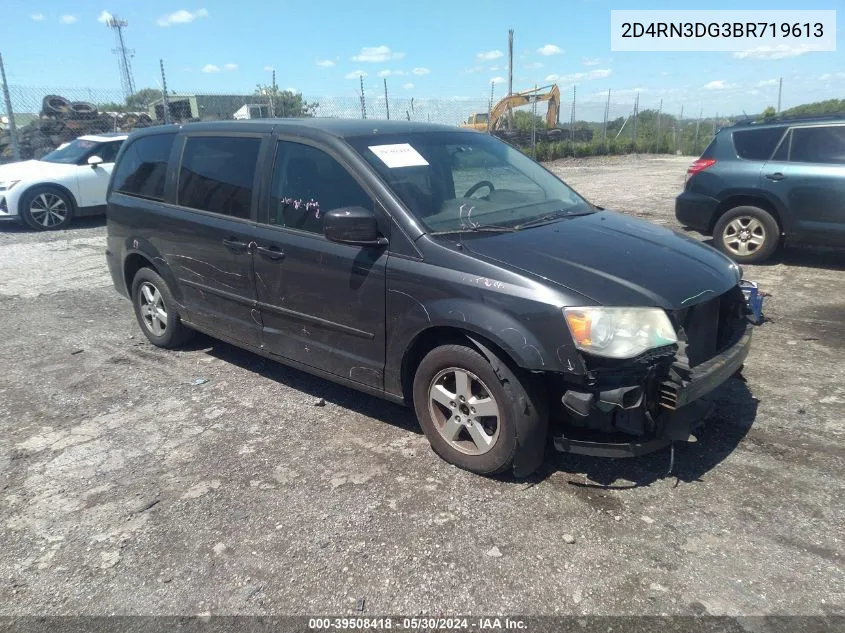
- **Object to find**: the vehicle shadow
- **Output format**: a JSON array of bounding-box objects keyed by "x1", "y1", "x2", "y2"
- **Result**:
[
  {"x1": 699, "y1": 237, "x2": 845, "y2": 271},
  {"x1": 0, "y1": 216, "x2": 107, "y2": 234},
  {"x1": 196, "y1": 335, "x2": 758, "y2": 487},
  {"x1": 535, "y1": 377, "x2": 759, "y2": 489},
  {"x1": 200, "y1": 336, "x2": 422, "y2": 435}
]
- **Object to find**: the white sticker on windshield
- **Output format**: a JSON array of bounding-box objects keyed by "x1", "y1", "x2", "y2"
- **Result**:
[{"x1": 368, "y1": 143, "x2": 429, "y2": 168}]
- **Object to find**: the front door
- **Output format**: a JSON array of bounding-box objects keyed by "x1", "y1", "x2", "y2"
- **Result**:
[
  {"x1": 760, "y1": 124, "x2": 845, "y2": 244},
  {"x1": 162, "y1": 133, "x2": 268, "y2": 347},
  {"x1": 252, "y1": 139, "x2": 388, "y2": 388},
  {"x1": 76, "y1": 139, "x2": 123, "y2": 207}
]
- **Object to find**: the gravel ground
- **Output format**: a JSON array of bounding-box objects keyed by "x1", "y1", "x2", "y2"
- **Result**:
[{"x1": 0, "y1": 155, "x2": 843, "y2": 621}]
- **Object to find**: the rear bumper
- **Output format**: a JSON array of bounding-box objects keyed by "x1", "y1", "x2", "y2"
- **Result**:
[
  {"x1": 105, "y1": 248, "x2": 129, "y2": 298},
  {"x1": 675, "y1": 191, "x2": 720, "y2": 233}
]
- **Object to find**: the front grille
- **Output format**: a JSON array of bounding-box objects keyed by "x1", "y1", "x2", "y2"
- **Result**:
[{"x1": 671, "y1": 285, "x2": 745, "y2": 368}]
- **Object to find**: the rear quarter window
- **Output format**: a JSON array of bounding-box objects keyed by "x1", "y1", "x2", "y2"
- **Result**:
[
  {"x1": 112, "y1": 133, "x2": 177, "y2": 201},
  {"x1": 732, "y1": 127, "x2": 787, "y2": 161}
]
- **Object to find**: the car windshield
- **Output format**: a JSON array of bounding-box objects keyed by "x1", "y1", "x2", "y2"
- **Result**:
[
  {"x1": 347, "y1": 131, "x2": 593, "y2": 233},
  {"x1": 40, "y1": 139, "x2": 99, "y2": 164}
]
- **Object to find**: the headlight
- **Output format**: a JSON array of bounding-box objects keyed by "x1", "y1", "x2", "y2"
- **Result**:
[
  {"x1": 563, "y1": 306, "x2": 677, "y2": 359},
  {"x1": 0, "y1": 180, "x2": 20, "y2": 192}
]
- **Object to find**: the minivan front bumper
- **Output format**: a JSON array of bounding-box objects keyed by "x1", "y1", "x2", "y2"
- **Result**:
[{"x1": 554, "y1": 316, "x2": 752, "y2": 458}]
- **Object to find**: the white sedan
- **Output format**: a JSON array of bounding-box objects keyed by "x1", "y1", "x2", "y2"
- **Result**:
[{"x1": 0, "y1": 133, "x2": 128, "y2": 230}]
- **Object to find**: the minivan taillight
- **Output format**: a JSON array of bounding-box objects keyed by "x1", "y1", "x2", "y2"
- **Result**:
[{"x1": 685, "y1": 158, "x2": 716, "y2": 183}]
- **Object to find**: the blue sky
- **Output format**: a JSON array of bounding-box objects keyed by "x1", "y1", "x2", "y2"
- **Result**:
[{"x1": 2, "y1": 0, "x2": 843, "y2": 117}]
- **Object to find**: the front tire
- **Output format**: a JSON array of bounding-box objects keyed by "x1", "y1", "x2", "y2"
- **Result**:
[
  {"x1": 413, "y1": 344, "x2": 547, "y2": 477},
  {"x1": 20, "y1": 186, "x2": 75, "y2": 231},
  {"x1": 131, "y1": 268, "x2": 194, "y2": 349},
  {"x1": 713, "y1": 205, "x2": 779, "y2": 264}
]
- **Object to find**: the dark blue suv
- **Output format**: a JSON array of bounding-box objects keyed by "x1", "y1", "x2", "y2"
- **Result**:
[{"x1": 675, "y1": 117, "x2": 845, "y2": 263}]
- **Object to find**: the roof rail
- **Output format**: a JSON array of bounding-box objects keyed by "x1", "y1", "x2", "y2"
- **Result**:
[{"x1": 729, "y1": 113, "x2": 845, "y2": 127}]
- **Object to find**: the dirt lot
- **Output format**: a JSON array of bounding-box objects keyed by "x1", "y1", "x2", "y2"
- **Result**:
[{"x1": 0, "y1": 155, "x2": 843, "y2": 620}]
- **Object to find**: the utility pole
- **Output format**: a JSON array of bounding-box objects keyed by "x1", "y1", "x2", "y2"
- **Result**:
[
  {"x1": 106, "y1": 15, "x2": 136, "y2": 100},
  {"x1": 488, "y1": 81, "x2": 495, "y2": 134},
  {"x1": 0, "y1": 52, "x2": 20, "y2": 161},
  {"x1": 632, "y1": 92, "x2": 639, "y2": 150},
  {"x1": 507, "y1": 28, "x2": 514, "y2": 130},
  {"x1": 777, "y1": 77, "x2": 783, "y2": 113},
  {"x1": 656, "y1": 98, "x2": 663, "y2": 153},
  {"x1": 383, "y1": 78, "x2": 390, "y2": 120},
  {"x1": 359, "y1": 75, "x2": 366, "y2": 119},
  {"x1": 694, "y1": 107, "x2": 702, "y2": 154},
  {"x1": 159, "y1": 59, "x2": 171, "y2": 124},
  {"x1": 569, "y1": 85, "x2": 576, "y2": 148},
  {"x1": 602, "y1": 88, "x2": 611, "y2": 145},
  {"x1": 269, "y1": 69, "x2": 276, "y2": 118}
]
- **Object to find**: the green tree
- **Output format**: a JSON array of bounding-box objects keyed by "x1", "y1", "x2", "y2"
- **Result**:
[
  {"x1": 761, "y1": 106, "x2": 777, "y2": 120},
  {"x1": 254, "y1": 84, "x2": 318, "y2": 117},
  {"x1": 127, "y1": 88, "x2": 164, "y2": 110},
  {"x1": 512, "y1": 109, "x2": 546, "y2": 131}
]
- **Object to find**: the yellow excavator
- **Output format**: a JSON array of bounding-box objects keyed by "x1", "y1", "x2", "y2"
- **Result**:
[{"x1": 460, "y1": 84, "x2": 561, "y2": 132}]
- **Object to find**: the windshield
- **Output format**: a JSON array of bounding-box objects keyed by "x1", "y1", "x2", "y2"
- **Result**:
[
  {"x1": 40, "y1": 139, "x2": 99, "y2": 164},
  {"x1": 347, "y1": 131, "x2": 593, "y2": 233}
]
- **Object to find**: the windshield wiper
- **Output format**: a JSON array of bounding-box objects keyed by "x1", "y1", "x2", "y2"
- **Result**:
[
  {"x1": 514, "y1": 209, "x2": 592, "y2": 230},
  {"x1": 429, "y1": 225, "x2": 518, "y2": 236}
]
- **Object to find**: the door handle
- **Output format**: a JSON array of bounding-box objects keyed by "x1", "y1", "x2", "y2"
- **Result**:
[
  {"x1": 222, "y1": 237, "x2": 248, "y2": 252},
  {"x1": 255, "y1": 245, "x2": 285, "y2": 260},
  {"x1": 765, "y1": 172, "x2": 786, "y2": 181}
]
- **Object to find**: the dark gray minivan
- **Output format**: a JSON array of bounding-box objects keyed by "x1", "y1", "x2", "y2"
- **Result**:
[{"x1": 106, "y1": 119, "x2": 755, "y2": 477}]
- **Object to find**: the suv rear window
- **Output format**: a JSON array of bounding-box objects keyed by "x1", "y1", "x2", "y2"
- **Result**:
[
  {"x1": 732, "y1": 127, "x2": 787, "y2": 160},
  {"x1": 112, "y1": 133, "x2": 176, "y2": 201}
]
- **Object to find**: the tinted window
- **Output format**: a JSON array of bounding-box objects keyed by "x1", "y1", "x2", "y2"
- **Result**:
[
  {"x1": 112, "y1": 133, "x2": 176, "y2": 201},
  {"x1": 269, "y1": 141, "x2": 372, "y2": 234},
  {"x1": 732, "y1": 127, "x2": 786, "y2": 160},
  {"x1": 789, "y1": 126, "x2": 845, "y2": 165},
  {"x1": 95, "y1": 140, "x2": 124, "y2": 164},
  {"x1": 771, "y1": 130, "x2": 791, "y2": 161},
  {"x1": 178, "y1": 136, "x2": 261, "y2": 219}
]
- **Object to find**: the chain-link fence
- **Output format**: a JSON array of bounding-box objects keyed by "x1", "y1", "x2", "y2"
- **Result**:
[{"x1": 0, "y1": 82, "x2": 729, "y2": 164}]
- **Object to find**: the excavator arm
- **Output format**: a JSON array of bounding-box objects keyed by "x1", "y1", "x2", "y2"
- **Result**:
[{"x1": 488, "y1": 84, "x2": 560, "y2": 131}]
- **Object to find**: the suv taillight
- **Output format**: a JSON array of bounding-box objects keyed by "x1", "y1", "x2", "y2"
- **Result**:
[{"x1": 685, "y1": 158, "x2": 716, "y2": 184}]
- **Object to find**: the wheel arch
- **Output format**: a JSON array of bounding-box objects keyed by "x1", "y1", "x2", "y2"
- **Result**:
[
  {"x1": 710, "y1": 194, "x2": 785, "y2": 235},
  {"x1": 16, "y1": 181, "x2": 79, "y2": 216},
  {"x1": 399, "y1": 326, "x2": 527, "y2": 405}
]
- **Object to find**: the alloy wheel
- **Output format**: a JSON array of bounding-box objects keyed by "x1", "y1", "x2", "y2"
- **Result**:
[
  {"x1": 138, "y1": 282, "x2": 168, "y2": 337},
  {"x1": 428, "y1": 367, "x2": 501, "y2": 455},
  {"x1": 29, "y1": 193, "x2": 68, "y2": 228},
  {"x1": 722, "y1": 216, "x2": 766, "y2": 256}
]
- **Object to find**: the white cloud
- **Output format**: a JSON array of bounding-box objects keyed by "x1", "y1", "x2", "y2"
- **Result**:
[
  {"x1": 157, "y1": 8, "x2": 209, "y2": 27},
  {"x1": 489, "y1": 66, "x2": 499, "y2": 71},
  {"x1": 491, "y1": 76, "x2": 505, "y2": 84},
  {"x1": 537, "y1": 44, "x2": 563, "y2": 56},
  {"x1": 477, "y1": 50, "x2": 504, "y2": 61},
  {"x1": 202, "y1": 64, "x2": 220, "y2": 73},
  {"x1": 345, "y1": 70, "x2": 368, "y2": 79},
  {"x1": 224, "y1": 63, "x2": 237, "y2": 71},
  {"x1": 757, "y1": 79, "x2": 779, "y2": 87},
  {"x1": 703, "y1": 80, "x2": 729, "y2": 90},
  {"x1": 97, "y1": 11, "x2": 113, "y2": 24},
  {"x1": 732, "y1": 45, "x2": 810, "y2": 60},
  {"x1": 264, "y1": 66, "x2": 274, "y2": 72},
  {"x1": 31, "y1": 13, "x2": 45, "y2": 21},
  {"x1": 352, "y1": 46, "x2": 404, "y2": 62},
  {"x1": 546, "y1": 68, "x2": 612, "y2": 83},
  {"x1": 59, "y1": 15, "x2": 77, "y2": 24},
  {"x1": 316, "y1": 59, "x2": 336, "y2": 68},
  {"x1": 523, "y1": 62, "x2": 543, "y2": 69},
  {"x1": 412, "y1": 67, "x2": 430, "y2": 76},
  {"x1": 581, "y1": 57, "x2": 600, "y2": 67},
  {"x1": 378, "y1": 69, "x2": 406, "y2": 77},
  {"x1": 463, "y1": 65, "x2": 485, "y2": 74},
  {"x1": 403, "y1": 82, "x2": 414, "y2": 90},
  {"x1": 286, "y1": 87, "x2": 296, "y2": 93}
]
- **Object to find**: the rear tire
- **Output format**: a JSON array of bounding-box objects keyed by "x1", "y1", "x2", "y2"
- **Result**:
[
  {"x1": 713, "y1": 205, "x2": 779, "y2": 264},
  {"x1": 131, "y1": 268, "x2": 194, "y2": 349},
  {"x1": 412, "y1": 343, "x2": 547, "y2": 477}
]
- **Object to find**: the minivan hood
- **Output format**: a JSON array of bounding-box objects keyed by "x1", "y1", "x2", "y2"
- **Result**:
[
  {"x1": 458, "y1": 210, "x2": 740, "y2": 309},
  {"x1": 0, "y1": 159, "x2": 70, "y2": 181}
]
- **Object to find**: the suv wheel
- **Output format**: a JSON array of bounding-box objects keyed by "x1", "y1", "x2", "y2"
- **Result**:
[
  {"x1": 131, "y1": 268, "x2": 194, "y2": 348},
  {"x1": 412, "y1": 344, "x2": 547, "y2": 476},
  {"x1": 20, "y1": 186, "x2": 74, "y2": 231},
  {"x1": 713, "y1": 205, "x2": 780, "y2": 264}
]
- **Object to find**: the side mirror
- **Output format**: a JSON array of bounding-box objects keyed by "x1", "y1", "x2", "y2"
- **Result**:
[
  {"x1": 323, "y1": 206, "x2": 387, "y2": 247},
  {"x1": 88, "y1": 155, "x2": 103, "y2": 168}
]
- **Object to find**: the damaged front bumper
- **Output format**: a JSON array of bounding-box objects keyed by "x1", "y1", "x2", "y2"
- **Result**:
[{"x1": 553, "y1": 290, "x2": 756, "y2": 458}]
